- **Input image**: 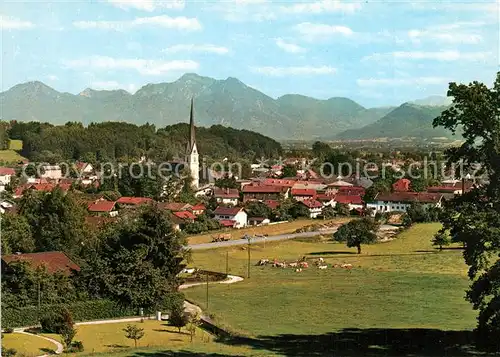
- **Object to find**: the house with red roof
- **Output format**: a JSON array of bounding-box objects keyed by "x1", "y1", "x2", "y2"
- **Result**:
[
  {"x1": 116, "y1": 196, "x2": 153, "y2": 208},
  {"x1": 213, "y1": 188, "x2": 240, "y2": 206},
  {"x1": 173, "y1": 210, "x2": 196, "y2": 221},
  {"x1": 334, "y1": 194, "x2": 364, "y2": 211},
  {"x1": 337, "y1": 186, "x2": 365, "y2": 197},
  {"x1": 87, "y1": 200, "x2": 118, "y2": 217},
  {"x1": 2, "y1": 251, "x2": 80, "y2": 276},
  {"x1": 291, "y1": 188, "x2": 317, "y2": 201},
  {"x1": 213, "y1": 206, "x2": 248, "y2": 228},
  {"x1": 316, "y1": 194, "x2": 335, "y2": 207},
  {"x1": 299, "y1": 199, "x2": 323, "y2": 219},
  {"x1": 242, "y1": 184, "x2": 289, "y2": 203},
  {"x1": 366, "y1": 192, "x2": 444, "y2": 214},
  {"x1": 191, "y1": 203, "x2": 206, "y2": 216},
  {"x1": 158, "y1": 202, "x2": 193, "y2": 212},
  {"x1": 392, "y1": 178, "x2": 411, "y2": 192},
  {"x1": 0, "y1": 167, "x2": 16, "y2": 188}
]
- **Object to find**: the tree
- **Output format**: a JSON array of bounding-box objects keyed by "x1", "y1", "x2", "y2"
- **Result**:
[
  {"x1": 123, "y1": 324, "x2": 145, "y2": 348},
  {"x1": 186, "y1": 312, "x2": 200, "y2": 342},
  {"x1": 245, "y1": 201, "x2": 272, "y2": 219},
  {"x1": 281, "y1": 165, "x2": 297, "y2": 178},
  {"x1": 1, "y1": 212, "x2": 35, "y2": 254},
  {"x1": 333, "y1": 218, "x2": 379, "y2": 254},
  {"x1": 93, "y1": 205, "x2": 188, "y2": 311},
  {"x1": 335, "y1": 203, "x2": 350, "y2": 216},
  {"x1": 433, "y1": 72, "x2": 500, "y2": 346},
  {"x1": 169, "y1": 303, "x2": 189, "y2": 333},
  {"x1": 432, "y1": 231, "x2": 450, "y2": 251},
  {"x1": 61, "y1": 326, "x2": 77, "y2": 350},
  {"x1": 321, "y1": 206, "x2": 336, "y2": 219},
  {"x1": 214, "y1": 174, "x2": 238, "y2": 189}
]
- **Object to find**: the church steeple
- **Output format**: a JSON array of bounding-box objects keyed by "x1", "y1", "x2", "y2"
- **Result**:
[
  {"x1": 185, "y1": 97, "x2": 199, "y2": 189},
  {"x1": 189, "y1": 97, "x2": 196, "y2": 151}
]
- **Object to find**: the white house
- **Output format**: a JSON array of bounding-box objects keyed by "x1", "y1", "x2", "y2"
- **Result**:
[
  {"x1": 213, "y1": 188, "x2": 240, "y2": 206},
  {"x1": 213, "y1": 206, "x2": 248, "y2": 228},
  {"x1": 366, "y1": 192, "x2": 444, "y2": 215},
  {"x1": 299, "y1": 199, "x2": 323, "y2": 219},
  {"x1": 0, "y1": 167, "x2": 15, "y2": 187},
  {"x1": 40, "y1": 165, "x2": 62, "y2": 180},
  {"x1": 75, "y1": 162, "x2": 94, "y2": 176}
]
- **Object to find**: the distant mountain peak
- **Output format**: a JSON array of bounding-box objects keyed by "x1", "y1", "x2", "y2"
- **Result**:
[
  {"x1": 410, "y1": 95, "x2": 453, "y2": 107},
  {"x1": 9, "y1": 81, "x2": 58, "y2": 96}
]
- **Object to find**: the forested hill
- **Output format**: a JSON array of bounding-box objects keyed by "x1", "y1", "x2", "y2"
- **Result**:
[{"x1": 6, "y1": 121, "x2": 282, "y2": 162}]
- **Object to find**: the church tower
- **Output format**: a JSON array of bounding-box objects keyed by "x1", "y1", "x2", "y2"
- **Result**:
[{"x1": 185, "y1": 97, "x2": 199, "y2": 188}]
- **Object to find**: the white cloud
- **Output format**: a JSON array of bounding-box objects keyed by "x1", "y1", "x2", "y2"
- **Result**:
[
  {"x1": 73, "y1": 15, "x2": 201, "y2": 31},
  {"x1": 163, "y1": 44, "x2": 229, "y2": 55},
  {"x1": 408, "y1": 29, "x2": 482, "y2": 44},
  {"x1": 46, "y1": 75, "x2": 59, "y2": 81},
  {"x1": 107, "y1": 0, "x2": 185, "y2": 11},
  {"x1": 0, "y1": 15, "x2": 34, "y2": 29},
  {"x1": 295, "y1": 22, "x2": 353, "y2": 41},
  {"x1": 211, "y1": 0, "x2": 276, "y2": 22},
  {"x1": 251, "y1": 65, "x2": 337, "y2": 76},
  {"x1": 281, "y1": 0, "x2": 361, "y2": 14},
  {"x1": 63, "y1": 56, "x2": 199, "y2": 75},
  {"x1": 357, "y1": 77, "x2": 449, "y2": 87},
  {"x1": 363, "y1": 50, "x2": 490, "y2": 62},
  {"x1": 90, "y1": 80, "x2": 138, "y2": 93},
  {"x1": 275, "y1": 38, "x2": 306, "y2": 54}
]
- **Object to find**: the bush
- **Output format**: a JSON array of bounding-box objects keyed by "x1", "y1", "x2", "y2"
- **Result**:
[
  {"x1": 40, "y1": 308, "x2": 73, "y2": 334},
  {"x1": 67, "y1": 341, "x2": 84, "y2": 353},
  {"x1": 3, "y1": 328, "x2": 14, "y2": 334},
  {"x1": 3, "y1": 300, "x2": 136, "y2": 328},
  {"x1": 169, "y1": 303, "x2": 189, "y2": 333},
  {"x1": 1, "y1": 348, "x2": 16, "y2": 357}
]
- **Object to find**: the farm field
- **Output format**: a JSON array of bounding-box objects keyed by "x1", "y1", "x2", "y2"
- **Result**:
[
  {"x1": 1, "y1": 332, "x2": 56, "y2": 356},
  {"x1": 184, "y1": 223, "x2": 483, "y2": 356},
  {"x1": 187, "y1": 218, "x2": 349, "y2": 245}
]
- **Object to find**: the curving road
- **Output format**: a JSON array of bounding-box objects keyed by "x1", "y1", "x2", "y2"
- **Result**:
[{"x1": 188, "y1": 228, "x2": 340, "y2": 250}]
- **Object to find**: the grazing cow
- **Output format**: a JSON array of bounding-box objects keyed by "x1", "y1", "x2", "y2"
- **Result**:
[
  {"x1": 295, "y1": 268, "x2": 302, "y2": 272},
  {"x1": 257, "y1": 259, "x2": 269, "y2": 266},
  {"x1": 298, "y1": 261, "x2": 309, "y2": 268},
  {"x1": 341, "y1": 263, "x2": 353, "y2": 269},
  {"x1": 318, "y1": 265, "x2": 328, "y2": 270},
  {"x1": 289, "y1": 262, "x2": 298, "y2": 268},
  {"x1": 318, "y1": 258, "x2": 324, "y2": 263}
]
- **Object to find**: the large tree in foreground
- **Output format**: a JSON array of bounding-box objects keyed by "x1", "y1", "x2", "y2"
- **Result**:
[
  {"x1": 433, "y1": 72, "x2": 500, "y2": 347},
  {"x1": 90, "y1": 204, "x2": 188, "y2": 312}
]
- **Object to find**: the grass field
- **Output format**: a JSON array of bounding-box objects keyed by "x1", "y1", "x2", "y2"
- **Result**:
[
  {"x1": 8, "y1": 139, "x2": 23, "y2": 151},
  {"x1": 1, "y1": 332, "x2": 56, "y2": 356},
  {"x1": 187, "y1": 218, "x2": 349, "y2": 245},
  {"x1": 183, "y1": 223, "x2": 482, "y2": 356},
  {"x1": 0, "y1": 150, "x2": 25, "y2": 163},
  {"x1": 42, "y1": 320, "x2": 262, "y2": 356}
]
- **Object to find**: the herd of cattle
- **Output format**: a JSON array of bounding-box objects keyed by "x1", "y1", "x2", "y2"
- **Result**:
[{"x1": 256, "y1": 257, "x2": 353, "y2": 272}]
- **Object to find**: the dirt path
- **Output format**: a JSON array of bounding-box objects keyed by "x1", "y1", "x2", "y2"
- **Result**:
[{"x1": 15, "y1": 330, "x2": 63, "y2": 356}]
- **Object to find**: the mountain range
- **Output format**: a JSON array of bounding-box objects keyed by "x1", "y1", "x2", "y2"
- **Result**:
[{"x1": 0, "y1": 73, "x2": 455, "y2": 141}]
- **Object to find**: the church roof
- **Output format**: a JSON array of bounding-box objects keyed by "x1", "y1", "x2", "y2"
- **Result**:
[{"x1": 187, "y1": 97, "x2": 196, "y2": 154}]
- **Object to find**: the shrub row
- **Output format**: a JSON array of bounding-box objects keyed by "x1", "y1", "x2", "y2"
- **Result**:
[{"x1": 2, "y1": 300, "x2": 137, "y2": 328}]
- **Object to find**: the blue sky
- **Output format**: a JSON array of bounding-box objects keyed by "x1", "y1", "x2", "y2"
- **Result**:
[{"x1": 1, "y1": 0, "x2": 498, "y2": 107}]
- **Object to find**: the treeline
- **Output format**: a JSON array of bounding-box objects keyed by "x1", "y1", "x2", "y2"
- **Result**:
[{"x1": 4, "y1": 121, "x2": 283, "y2": 162}]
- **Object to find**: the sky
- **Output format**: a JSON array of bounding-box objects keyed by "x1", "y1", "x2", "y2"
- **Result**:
[{"x1": 0, "y1": 0, "x2": 499, "y2": 107}]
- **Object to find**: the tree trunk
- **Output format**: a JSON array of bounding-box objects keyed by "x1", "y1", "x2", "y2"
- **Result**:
[
  {"x1": 134, "y1": 339, "x2": 137, "y2": 348},
  {"x1": 357, "y1": 244, "x2": 361, "y2": 254},
  {"x1": 439, "y1": 245, "x2": 443, "y2": 251},
  {"x1": 178, "y1": 327, "x2": 181, "y2": 333}
]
